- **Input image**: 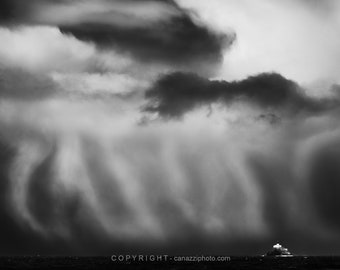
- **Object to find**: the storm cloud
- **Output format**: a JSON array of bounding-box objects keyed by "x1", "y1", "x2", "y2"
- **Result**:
[
  {"x1": 145, "y1": 72, "x2": 338, "y2": 118},
  {"x1": 0, "y1": 0, "x2": 234, "y2": 74}
]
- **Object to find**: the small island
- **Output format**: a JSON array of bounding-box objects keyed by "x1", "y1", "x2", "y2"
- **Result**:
[{"x1": 264, "y1": 243, "x2": 293, "y2": 257}]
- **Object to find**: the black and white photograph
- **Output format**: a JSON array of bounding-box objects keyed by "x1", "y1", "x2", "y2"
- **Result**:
[{"x1": 1, "y1": 0, "x2": 340, "y2": 269}]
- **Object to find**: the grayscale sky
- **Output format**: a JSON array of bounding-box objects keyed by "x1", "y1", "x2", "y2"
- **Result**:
[{"x1": 0, "y1": 0, "x2": 340, "y2": 256}]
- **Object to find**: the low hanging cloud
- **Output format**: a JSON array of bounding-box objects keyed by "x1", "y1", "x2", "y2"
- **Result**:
[{"x1": 145, "y1": 72, "x2": 338, "y2": 118}]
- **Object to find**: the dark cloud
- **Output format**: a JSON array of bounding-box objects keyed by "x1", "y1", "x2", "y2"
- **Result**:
[
  {"x1": 0, "y1": 0, "x2": 30, "y2": 24},
  {"x1": 144, "y1": 72, "x2": 337, "y2": 118},
  {"x1": 59, "y1": 16, "x2": 231, "y2": 74},
  {"x1": 0, "y1": 0, "x2": 65, "y2": 23},
  {"x1": 0, "y1": 0, "x2": 15, "y2": 23},
  {"x1": 0, "y1": 0, "x2": 233, "y2": 74}
]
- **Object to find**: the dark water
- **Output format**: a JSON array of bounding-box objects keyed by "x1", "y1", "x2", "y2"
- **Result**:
[{"x1": 1, "y1": 256, "x2": 340, "y2": 269}]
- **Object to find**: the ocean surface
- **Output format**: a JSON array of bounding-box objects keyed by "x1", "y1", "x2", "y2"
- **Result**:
[{"x1": 1, "y1": 256, "x2": 340, "y2": 269}]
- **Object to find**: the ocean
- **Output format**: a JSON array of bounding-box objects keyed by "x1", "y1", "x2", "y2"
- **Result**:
[{"x1": 1, "y1": 256, "x2": 340, "y2": 269}]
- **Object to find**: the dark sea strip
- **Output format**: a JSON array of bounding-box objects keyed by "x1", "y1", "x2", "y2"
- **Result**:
[{"x1": 1, "y1": 256, "x2": 340, "y2": 270}]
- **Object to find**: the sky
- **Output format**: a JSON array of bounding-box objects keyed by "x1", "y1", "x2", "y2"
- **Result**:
[{"x1": 0, "y1": 0, "x2": 340, "y2": 256}]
